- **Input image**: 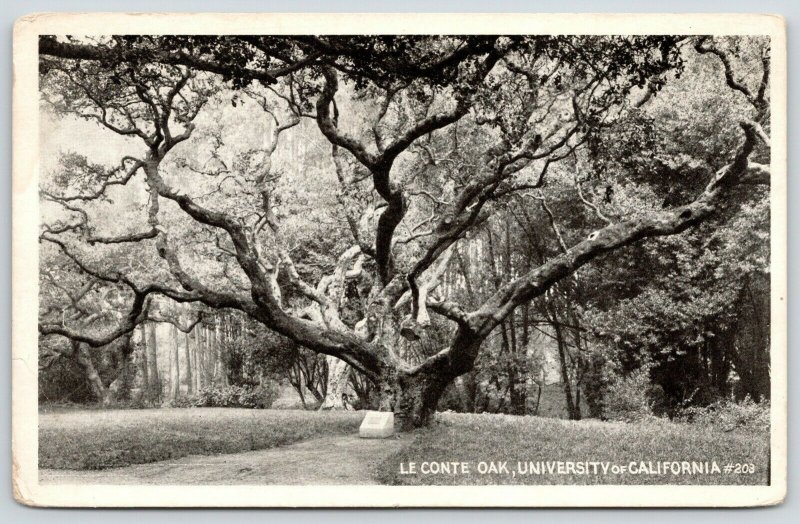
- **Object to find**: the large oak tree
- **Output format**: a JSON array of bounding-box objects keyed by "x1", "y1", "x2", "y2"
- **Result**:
[{"x1": 38, "y1": 35, "x2": 770, "y2": 428}]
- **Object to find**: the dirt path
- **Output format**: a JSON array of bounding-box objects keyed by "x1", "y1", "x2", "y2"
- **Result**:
[{"x1": 40, "y1": 434, "x2": 408, "y2": 485}]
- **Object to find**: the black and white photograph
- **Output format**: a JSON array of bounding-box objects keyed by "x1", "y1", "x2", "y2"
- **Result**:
[{"x1": 11, "y1": 12, "x2": 787, "y2": 507}]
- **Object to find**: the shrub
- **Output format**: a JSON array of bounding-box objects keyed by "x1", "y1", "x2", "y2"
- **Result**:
[
  {"x1": 168, "y1": 396, "x2": 195, "y2": 408},
  {"x1": 178, "y1": 382, "x2": 281, "y2": 409},
  {"x1": 602, "y1": 367, "x2": 655, "y2": 422},
  {"x1": 678, "y1": 396, "x2": 769, "y2": 432}
]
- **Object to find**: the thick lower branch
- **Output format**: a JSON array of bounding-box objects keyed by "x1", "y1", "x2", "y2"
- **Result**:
[{"x1": 415, "y1": 121, "x2": 766, "y2": 384}]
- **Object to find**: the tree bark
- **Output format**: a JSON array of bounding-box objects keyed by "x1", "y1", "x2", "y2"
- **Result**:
[
  {"x1": 553, "y1": 318, "x2": 580, "y2": 420},
  {"x1": 319, "y1": 356, "x2": 350, "y2": 409},
  {"x1": 211, "y1": 316, "x2": 223, "y2": 385},
  {"x1": 379, "y1": 368, "x2": 451, "y2": 431},
  {"x1": 203, "y1": 324, "x2": 214, "y2": 386},
  {"x1": 144, "y1": 322, "x2": 161, "y2": 403},
  {"x1": 73, "y1": 343, "x2": 111, "y2": 405},
  {"x1": 168, "y1": 324, "x2": 180, "y2": 401},
  {"x1": 194, "y1": 325, "x2": 204, "y2": 390},
  {"x1": 184, "y1": 329, "x2": 193, "y2": 395},
  {"x1": 107, "y1": 333, "x2": 134, "y2": 402},
  {"x1": 136, "y1": 324, "x2": 149, "y2": 401}
]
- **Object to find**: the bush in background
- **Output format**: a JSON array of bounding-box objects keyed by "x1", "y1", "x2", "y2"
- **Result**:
[
  {"x1": 171, "y1": 382, "x2": 281, "y2": 409},
  {"x1": 678, "y1": 396, "x2": 769, "y2": 432},
  {"x1": 601, "y1": 367, "x2": 656, "y2": 422}
]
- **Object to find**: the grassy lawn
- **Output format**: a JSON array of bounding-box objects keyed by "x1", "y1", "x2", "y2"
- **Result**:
[
  {"x1": 39, "y1": 407, "x2": 362, "y2": 470},
  {"x1": 376, "y1": 413, "x2": 769, "y2": 485},
  {"x1": 40, "y1": 407, "x2": 769, "y2": 486}
]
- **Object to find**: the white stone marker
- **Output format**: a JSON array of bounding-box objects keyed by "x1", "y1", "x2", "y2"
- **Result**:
[{"x1": 359, "y1": 410, "x2": 394, "y2": 438}]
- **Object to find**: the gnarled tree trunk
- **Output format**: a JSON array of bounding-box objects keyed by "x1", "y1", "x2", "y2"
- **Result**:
[{"x1": 374, "y1": 367, "x2": 454, "y2": 431}]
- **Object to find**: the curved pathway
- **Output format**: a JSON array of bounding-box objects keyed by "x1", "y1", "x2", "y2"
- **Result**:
[{"x1": 40, "y1": 434, "x2": 408, "y2": 485}]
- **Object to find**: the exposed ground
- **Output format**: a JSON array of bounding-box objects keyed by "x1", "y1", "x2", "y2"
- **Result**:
[{"x1": 39, "y1": 408, "x2": 769, "y2": 486}]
